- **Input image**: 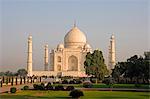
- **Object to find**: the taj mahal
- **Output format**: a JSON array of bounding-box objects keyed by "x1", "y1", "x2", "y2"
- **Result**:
[{"x1": 27, "y1": 24, "x2": 115, "y2": 77}]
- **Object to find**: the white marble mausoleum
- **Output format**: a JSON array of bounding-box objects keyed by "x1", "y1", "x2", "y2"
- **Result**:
[{"x1": 28, "y1": 25, "x2": 92, "y2": 77}]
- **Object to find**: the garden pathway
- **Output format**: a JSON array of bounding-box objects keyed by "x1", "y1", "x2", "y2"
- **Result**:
[{"x1": 0, "y1": 83, "x2": 34, "y2": 93}]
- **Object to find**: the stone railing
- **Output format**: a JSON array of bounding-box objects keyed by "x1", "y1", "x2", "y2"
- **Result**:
[{"x1": 0, "y1": 76, "x2": 43, "y2": 87}]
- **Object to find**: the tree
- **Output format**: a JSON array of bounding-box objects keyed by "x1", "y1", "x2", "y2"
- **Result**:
[
  {"x1": 0, "y1": 72, "x2": 5, "y2": 76},
  {"x1": 112, "y1": 53, "x2": 150, "y2": 84},
  {"x1": 17, "y1": 69, "x2": 27, "y2": 77},
  {"x1": 144, "y1": 52, "x2": 150, "y2": 60},
  {"x1": 5, "y1": 71, "x2": 14, "y2": 76},
  {"x1": 112, "y1": 62, "x2": 127, "y2": 82},
  {"x1": 0, "y1": 68, "x2": 28, "y2": 77},
  {"x1": 84, "y1": 50, "x2": 108, "y2": 80},
  {"x1": 125, "y1": 55, "x2": 140, "y2": 81},
  {"x1": 143, "y1": 52, "x2": 150, "y2": 82}
]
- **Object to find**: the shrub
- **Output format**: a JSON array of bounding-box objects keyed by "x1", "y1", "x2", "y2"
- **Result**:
[
  {"x1": 62, "y1": 80, "x2": 68, "y2": 84},
  {"x1": 33, "y1": 84, "x2": 45, "y2": 90},
  {"x1": 45, "y1": 82, "x2": 53, "y2": 90},
  {"x1": 69, "y1": 80, "x2": 75, "y2": 84},
  {"x1": 83, "y1": 81, "x2": 92, "y2": 88},
  {"x1": 41, "y1": 83, "x2": 45, "y2": 87},
  {"x1": 38, "y1": 84, "x2": 45, "y2": 90},
  {"x1": 33, "y1": 84, "x2": 38, "y2": 90},
  {"x1": 103, "y1": 77, "x2": 114, "y2": 88},
  {"x1": 10, "y1": 87, "x2": 16, "y2": 93},
  {"x1": 75, "y1": 79, "x2": 82, "y2": 84},
  {"x1": 55, "y1": 85, "x2": 64, "y2": 91},
  {"x1": 90, "y1": 78, "x2": 97, "y2": 83},
  {"x1": 66, "y1": 86, "x2": 75, "y2": 91},
  {"x1": 4, "y1": 91, "x2": 9, "y2": 93},
  {"x1": 46, "y1": 82, "x2": 51, "y2": 86},
  {"x1": 69, "y1": 89, "x2": 84, "y2": 98},
  {"x1": 23, "y1": 85, "x2": 29, "y2": 90},
  {"x1": 135, "y1": 84, "x2": 141, "y2": 88}
]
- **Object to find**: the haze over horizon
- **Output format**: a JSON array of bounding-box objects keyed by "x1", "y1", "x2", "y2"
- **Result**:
[{"x1": 0, "y1": 0, "x2": 149, "y2": 72}]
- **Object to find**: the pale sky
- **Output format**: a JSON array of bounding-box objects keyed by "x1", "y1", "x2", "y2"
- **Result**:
[{"x1": 0, "y1": 0, "x2": 149, "y2": 72}]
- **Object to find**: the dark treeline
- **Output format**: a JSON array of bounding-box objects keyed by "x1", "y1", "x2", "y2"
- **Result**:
[
  {"x1": 111, "y1": 52, "x2": 150, "y2": 84},
  {"x1": 0, "y1": 69, "x2": 27, "y2": 77}
]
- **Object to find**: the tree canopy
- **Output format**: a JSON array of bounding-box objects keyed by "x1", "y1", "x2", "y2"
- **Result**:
[
  {"x1": 0, "y1": 68, "x2": 27, "y2": 77},
  {"x1": 17, "y1": 69, "x2": 27, "y2": 77},
  {"x1": 84, "y1": 50, "x2": 109, "y2": 80},
  {"x1": 111, "y1": 52, "x2": 150, "y2": 83}
]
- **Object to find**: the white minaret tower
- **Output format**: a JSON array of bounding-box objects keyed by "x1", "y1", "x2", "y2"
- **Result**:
[
  {"x1": 27, "y1": 35, "x2": 33, "y2": 76},
  {"x1": 44, "y1": 44, "x2": 49, "y2": 71},
  {"x1": 108, "y1": 34, "x2": 116, "y2": 70}
]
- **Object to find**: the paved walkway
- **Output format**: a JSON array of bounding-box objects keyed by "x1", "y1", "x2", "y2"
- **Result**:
[{"x1": 0, "y1": 83, "x2": 34, "y2": 93}]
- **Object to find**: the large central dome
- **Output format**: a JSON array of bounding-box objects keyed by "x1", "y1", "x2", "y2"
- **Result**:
[{"x1": 64, "y1": 26, "x2": 87, "y2": 48}]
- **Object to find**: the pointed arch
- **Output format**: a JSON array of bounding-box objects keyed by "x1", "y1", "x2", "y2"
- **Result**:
[
  {"x1": 57, "y1": 64, "x2": 61, "y2": 71},
  {"x1": 68, "y1": 55, "x2": 78, "y2": 71},
  {"x1": 57, "y1": 56, "x2": 61, "y2": 62}
]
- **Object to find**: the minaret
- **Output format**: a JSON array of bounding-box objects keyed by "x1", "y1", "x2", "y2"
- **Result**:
[
  {"x1": 44, "y1": 44, "x2": 49, "y2": 71},
  {"x1": 108, "y1": 34, "x2": 116, "y2": 70},
  {"x1": 27, "y1": 35, "x2": 33, "y2": 76}
]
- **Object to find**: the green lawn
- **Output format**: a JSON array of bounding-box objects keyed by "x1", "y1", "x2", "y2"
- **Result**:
[
  {"x1": 0, "y1": 90, "x2": 149, "y2": 99},
  {"x1": 92, "y1": 84, "x2": 149, "y2": 89},
  {"x1": 53, "y1": 83, "x2": 149, "y2": 89}
]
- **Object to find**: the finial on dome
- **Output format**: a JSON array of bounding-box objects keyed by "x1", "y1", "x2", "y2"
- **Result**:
[{"x1": 73, "y1": 20, "x2": 76, "y2": 27}]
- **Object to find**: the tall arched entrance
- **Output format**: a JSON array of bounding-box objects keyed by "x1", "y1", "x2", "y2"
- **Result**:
[{"x1": 68, "y1": 55, "x2": 78, "y2": 71}]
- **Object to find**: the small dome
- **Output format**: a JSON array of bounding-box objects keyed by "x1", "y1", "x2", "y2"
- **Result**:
[
  {"x1": 84, "y1": 43, "x2": 91, "y2": 49},
  {"x1": 64, "y1": 26, "x2": 86, "y2": 48},
  {"x1": 28, "y1": 35, "x2": 32, "y2": 38},
  {"x1": 57, "y1": 44, "x2": 64, "y2": 49},
  {"x1": 111, "y1": 34, "x2": 115, "y2": 39},
  {"x1": 45, "y1": 44, "x2": 48, "y2": 48}
]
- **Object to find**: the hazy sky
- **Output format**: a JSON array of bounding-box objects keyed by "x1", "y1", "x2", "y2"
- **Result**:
[{"x1": 0, "y1": 0, "x2": 149, "y2": 72}]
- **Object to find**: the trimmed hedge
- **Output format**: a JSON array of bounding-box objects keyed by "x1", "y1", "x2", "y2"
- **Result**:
[
  {"x1": 66, "y1": 86, "x2": 74, "y2": 91},
  {"x1": 135, "y1": 84, "x2": 141, "y2": 88},
  {"x1": 83, "y1": 81, "x2": 93, "y2": 88},
  {"x1": 62, "y1": 80, "x2": 68, "y2": 84},
  {"x1": 23, "y1": 86, "x2": 29, "y2": 90},
  {"x1": 33, "y1": 84, "x2": 38, "y2": 90},
  {"x1": 33, "y1": 83, "x2": 45, "y2": 90},
  {"x1": 10, "y1": 87, "x2": 17, "y2": 93},
  {"x1": 69, "y1": 89, "x2": 84, "y2": 98},
  {"x1": 45, "y1": 82, "x2": 53, "y2": 90},
  {"x1": 103, "y1": 78, "x2": 114, "y2": 88},
  {"x1": 69, "y1": 80, "x2": 75, "y2": 84},
  {"x1": 55, "y1": 85, "x2": 64, "y2": 91},
  {"x1": 75, "y1": 79, "x2": 82, "y2": 84}
]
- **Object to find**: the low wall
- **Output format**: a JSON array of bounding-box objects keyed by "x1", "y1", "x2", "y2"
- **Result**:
[
  {"x1": 0, "y1": 76, "x2": 41, "y2": 87},
  {"x1": 32, "y1": 71, "x2": 87, "y2": 77}
]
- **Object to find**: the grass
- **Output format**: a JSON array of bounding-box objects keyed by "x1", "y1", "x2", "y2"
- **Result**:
[
  {"x1": 0, "y1": 90, "x2": 149, "y2": 99},
  {"x1": 53, "y1": 83, "x2": 149, "y2": 89},
  {"x1": 92, "y1": 84, "x2": 150, "y2": 89},
  {"x1": 53, "y1": 84, "x2": 83, "y2": 87}
]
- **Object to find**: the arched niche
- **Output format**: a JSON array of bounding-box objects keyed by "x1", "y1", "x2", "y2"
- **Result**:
[
  {"x1": 68, "y1": 55, "x2": 78, "y2": 71},
  {"x1": 57, "y1": 56, "x2": 61, "y2": 62},
  {"x1": 57, "y1": 64, "x2": 61, "y2": 71}
]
